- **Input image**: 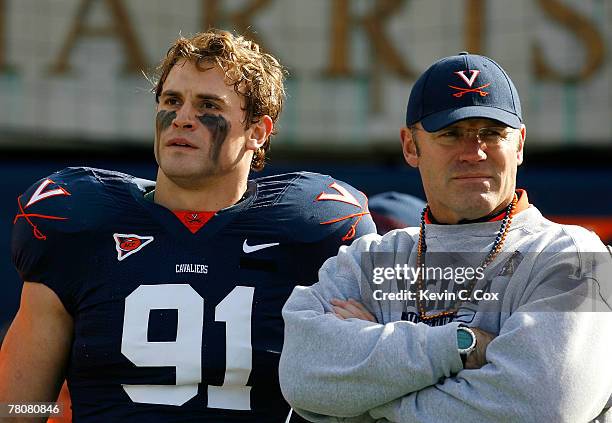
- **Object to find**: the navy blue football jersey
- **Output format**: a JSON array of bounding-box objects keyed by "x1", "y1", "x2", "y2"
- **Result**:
[{"x1": 11, "y1": 167, "x2": 375, "y2": 422}]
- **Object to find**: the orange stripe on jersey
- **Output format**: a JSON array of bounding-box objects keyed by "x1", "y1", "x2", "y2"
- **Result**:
[
  {"x1": 14, "y1": 195, "x2": 69, "y2": 240},
  {"x1": 319, "y1": 195, "x2": 371, "y2": 241},
  {"x1": 172, "y1": 210, "x2": 216, "y2": 234}
]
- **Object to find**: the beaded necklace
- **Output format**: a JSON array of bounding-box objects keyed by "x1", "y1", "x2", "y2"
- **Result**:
[{"x1": 414, "y1": 193, "x2": 518, "y2": 323}]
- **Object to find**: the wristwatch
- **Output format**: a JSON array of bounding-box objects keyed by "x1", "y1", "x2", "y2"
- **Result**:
[{"x1": 457, "y1": 327, "x2": 477, "y2": 366}]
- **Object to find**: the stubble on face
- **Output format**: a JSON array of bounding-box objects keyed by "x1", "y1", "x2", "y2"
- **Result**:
[{"x1": 416, "y1": 124, "x2": 521, "y2": 222}]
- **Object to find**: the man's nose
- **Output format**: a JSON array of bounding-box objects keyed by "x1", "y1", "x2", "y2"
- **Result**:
[
  {"x1": 458, "y1": 137, "x2": 487, "y2": 162},
  {"x1": 172, "y1": 104, "x2": 197, "y2": 130}
]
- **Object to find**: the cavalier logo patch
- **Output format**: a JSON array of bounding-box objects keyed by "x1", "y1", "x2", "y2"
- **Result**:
[
  {"x1": 449, "y1": 69, "x2": 490, "y2": 98},
  {"x1": 113, "y1": 233, "x2": 154, "y2": 261}
]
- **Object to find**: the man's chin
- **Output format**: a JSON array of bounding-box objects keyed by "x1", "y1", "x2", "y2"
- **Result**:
[
  {"x1": 453, "y1": 192, "x2": 499, "y2": 219},
  {"x1": 160, "y1": 165, "x2": 216, "y2": 185}
]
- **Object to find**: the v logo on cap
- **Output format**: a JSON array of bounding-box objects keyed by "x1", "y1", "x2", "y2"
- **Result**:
[
  {"x1": 454, "y1": 70, "x2": 480, "y2": 87},
  {"x1": 405, "y1": 52, "x2": 522, "y2": 131},
  {"x1": 449, "y1": 69, "x2": 490, "y2": 98}
]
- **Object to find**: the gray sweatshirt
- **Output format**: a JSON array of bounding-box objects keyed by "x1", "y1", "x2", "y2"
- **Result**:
[{"x1": 279, "y1": 206, "x2": 612, "y2": 423}]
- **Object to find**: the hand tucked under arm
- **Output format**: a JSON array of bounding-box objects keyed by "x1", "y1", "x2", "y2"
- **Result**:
[
  {"x1": 463, "y1": 327, "x2": 495, "y2": 370},
  {"x1": 331, "y1": 298, "x2": 378, "y2": 322}
]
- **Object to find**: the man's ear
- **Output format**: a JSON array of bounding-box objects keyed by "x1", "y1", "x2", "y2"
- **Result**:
[
  {"x1": 516, "y1": 124, "x2": 526, "y2": 166},
  {"x1": 400, "y1": 127, "x2": 419, "y2": 168},
  {"x1": 246, "y1": 115, "x2": 273, "y2": 151}
]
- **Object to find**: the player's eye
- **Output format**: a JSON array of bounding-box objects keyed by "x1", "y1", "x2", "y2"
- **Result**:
[
  {"x1": 164, "y1": 97, "x2": 180, "y2": 106},
  {"x1": 199, "y1": 101, "x2": 218, "y2": 110}
]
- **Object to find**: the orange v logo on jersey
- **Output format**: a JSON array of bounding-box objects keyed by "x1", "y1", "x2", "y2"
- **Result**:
[
  {"x1": 25, "y1": 179, "x2": 71, "y2": 207},
  {"x1": 317, "y1": 182, "x2": 370, "y2": 242},
  {"x1": 14, "y1": 179, "x2": 71, "y2": 240},
  {"x1": 316, "y1": 182, "x2": 362, "y2": 208}
]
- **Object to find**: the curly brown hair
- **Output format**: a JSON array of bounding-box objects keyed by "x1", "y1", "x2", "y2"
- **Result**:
[{"x1": 153, "y1": 29, "x2": 286, "y2": 171}]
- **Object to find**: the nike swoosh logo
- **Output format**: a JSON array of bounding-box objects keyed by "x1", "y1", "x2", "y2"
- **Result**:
[{"x1": 242, "y1": 240, "x2": 280, "y2": 254}]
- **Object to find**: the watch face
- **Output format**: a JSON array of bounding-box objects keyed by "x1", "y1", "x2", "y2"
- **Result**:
[{"x1": 457, "y1": 328, "x2": 474, "y2": 350}]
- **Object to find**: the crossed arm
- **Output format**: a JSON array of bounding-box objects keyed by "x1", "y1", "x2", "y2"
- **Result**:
[
  {"x1": 279, "y1": 258, "x2": 465, "y2": 420},
  {"x1": 331, "y1": 298, "x2": 493, "y2": 370},
  {"x1": 331, "y1": 299, "x2": 612, "y2": 423},
  {"x1": 279, "y1": 241, "x2": 612, "y2": 423}
]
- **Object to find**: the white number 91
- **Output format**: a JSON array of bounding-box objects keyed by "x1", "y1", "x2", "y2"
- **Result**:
[{"x1": 121, "y1": 284, "x2": 254, "y2": 409}]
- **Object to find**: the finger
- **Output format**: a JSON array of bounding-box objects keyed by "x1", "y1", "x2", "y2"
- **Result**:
[
  {"x1": 338, "y1": 302, "x2": 369, "y2": 320},
  {"x1": 333, "y1": 306, "x2": 357, "y2": 319},
  {"x1": 346, "y1": 299, "x2": 376, "y2": 322},
  {"x1": 332, "y1": 299, "x2": 364, "y2": 318},
  {"x1": 339, "y1": 302, "x2": 376, "y2": 322},
  {"x1": 347, "y1": 299, "x2": 376, "y2": 321},
  {"x1": 347, "y1": 298, "x2": 365, "y2": 310},
  {"x1": 330, "y1": 299, "x2": 350, "y2": 315}
]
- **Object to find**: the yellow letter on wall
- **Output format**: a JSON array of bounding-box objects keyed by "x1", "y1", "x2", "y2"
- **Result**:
[
  {"x1": 49, "y1": 0, "x2": 148, "y2": 75},
  {"x1": 202, "y1": 0, "x2": 272, "y2": 47},
  {"x1": 533, "y1": 0, "x2": 605, "y2": 82},
  {"x1": 326, "y1": 0, "x2": 415, "y2": 79}
]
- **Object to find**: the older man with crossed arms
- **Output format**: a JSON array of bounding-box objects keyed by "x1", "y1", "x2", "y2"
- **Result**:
[{"x1": 279, "y1": 52, "x2": 612, "y2": 422}]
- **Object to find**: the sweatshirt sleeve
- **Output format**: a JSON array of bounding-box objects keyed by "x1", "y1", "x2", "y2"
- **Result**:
[
  {"x1": 368, "y1": 250, "x2": 612, "y2": 423},
  {"x1": 279, "y1": 234, "x2": 464, "y2": 418}
]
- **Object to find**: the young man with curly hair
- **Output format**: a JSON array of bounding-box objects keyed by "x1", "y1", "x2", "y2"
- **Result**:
[{"x1": 1, "y1": 30, "x2": 375, "y2": 422}]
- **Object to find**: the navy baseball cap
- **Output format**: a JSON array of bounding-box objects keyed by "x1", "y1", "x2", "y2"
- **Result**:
[{"x1": 406, "y1": 52, "x2": 522, "y2": 132}]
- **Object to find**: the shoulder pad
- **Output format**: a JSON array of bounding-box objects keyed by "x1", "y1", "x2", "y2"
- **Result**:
[
  {"x1": 14, "y1": 167, "x2": 149, "y2": 237},
  {"x1": 253, "y1": 171, "x2": 376, "y2": 242}
]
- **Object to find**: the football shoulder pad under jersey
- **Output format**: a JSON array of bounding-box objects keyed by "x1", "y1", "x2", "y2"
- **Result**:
[
  {"x1": 250, "y1": 171, "x2": 376, "y2": 244},
  {"x1": 11, "y1": 167, "x2": 152, "y2": 305},
  {"x1": 12, "y1": 166, "x2": 149, "y2": 236}
]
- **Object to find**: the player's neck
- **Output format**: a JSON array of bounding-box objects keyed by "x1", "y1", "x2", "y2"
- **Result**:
[{"x1": 154, "y1": 169, "x2": 248, "y2": 211}]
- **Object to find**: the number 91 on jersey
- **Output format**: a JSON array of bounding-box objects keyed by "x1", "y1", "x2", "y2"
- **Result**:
[{"x1": 121, "y1": 284, "x2": 254, "y2": 410}]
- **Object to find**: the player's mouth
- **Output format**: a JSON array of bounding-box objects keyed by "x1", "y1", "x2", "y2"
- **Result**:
[{"x1": 166, "y1": 138, "x2": 197, "y2": 149}]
